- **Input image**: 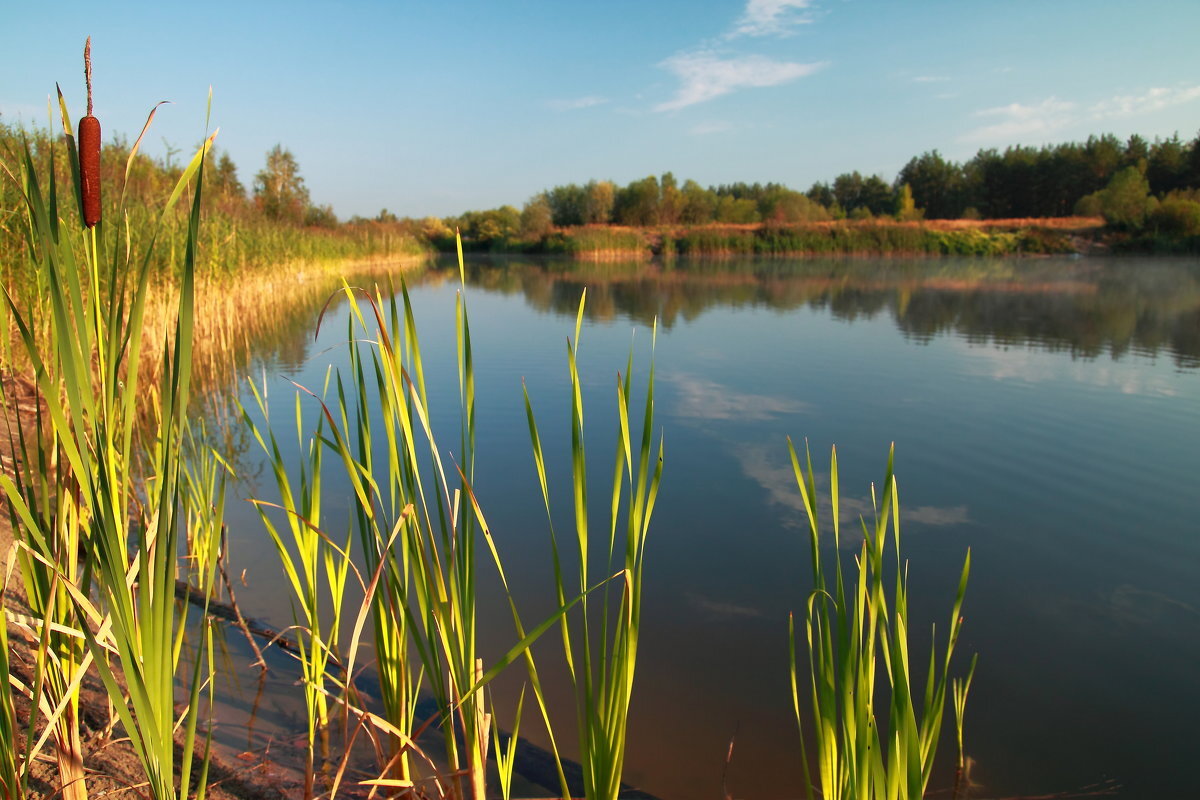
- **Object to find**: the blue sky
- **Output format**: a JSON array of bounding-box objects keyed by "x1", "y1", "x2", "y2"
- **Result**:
[{"x1": 3, "y1": 0, "x2": 1198, "y2": 219}]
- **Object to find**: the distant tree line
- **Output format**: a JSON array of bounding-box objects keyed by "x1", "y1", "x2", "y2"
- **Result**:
[{"x1": 443, "y1": 130, "x2": 1200, "y2": 246}]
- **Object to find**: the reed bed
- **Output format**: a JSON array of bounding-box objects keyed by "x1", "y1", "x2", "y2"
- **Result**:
[
  {"x1": 543, "y1": 227, "x2": 651, "y2": 260},
  {"x1": 138, "y1": 253, "x2": 430, "y2": 413},
  {"x1": 0, "y1": 60, "x2": 221, "y2": 800},
  {"x1": 674, "y1": 224, "x2": 1073, "y2": 256},
  {"x1": 0, "y1": 117, "x2": 428, "y2": 294}
]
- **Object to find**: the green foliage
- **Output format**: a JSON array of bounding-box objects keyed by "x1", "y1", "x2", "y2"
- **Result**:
[
  {"x1": 550, "y1": 226, "x2": 647, "y2": 257},
  {"x1": 453, "y1": 205, "x2": 521, "y2": 247},
  {"x1": 253, "y1": 143, "x2": 310, "y2": 223},
  {"x1": 1, "y1": 90, "x2": 218, "y2": 800},
  {"x1": 762, "y1": 186, "x2": 830, "y2": 223},
  {"x1": 1097, "y1": 166, "x2": 1155, "y2": 230},
  {"x1": 614, "y1": 176, "x2": 662, "y2": 226},
  {"x1": 831, "y1": 172, "x2": 894, "y2": 217},
  {"x1": 584, "y1": 180, "x2": 616, "y2": 224},
  {"x1": 897, "y1": 151, "x2": 962, "y2": 219},
  {"x1": 0, "y1": 121, "x2": 424, "y2": 290},
  {"x1": 524, "y1": 291, "x2": 663, "y2": 800},
  {"x1": 788, "y1": 444, "x2": 973, "y2": 800},
  {"x1": 672, "y1": 223, "x2": 1057, "y2": 256},
  {"x1": 548, "y1": 183, "x2": 588, "y2": 226},
  {"x1": 1148, "y1": 194, "x2": 1200, "y2": 236},
  {"x1": 1074, "y1": 191, "x2": 1103, "y2": 217},
  {"x1": 679, "y1": 179, "x2": 717, "y2": 223},
  {"x1": 895, "y1": 183, "x2": 922, "y2": 221},
  {"x1": 303, "y1": 202, "x2": 339, "y2": 228},
  {"x1": 714, "y1": 195, "x2": 760, "y2": 224},
  {"x1": 521, "y1": 192, "x2": 554, "y2": 238}
]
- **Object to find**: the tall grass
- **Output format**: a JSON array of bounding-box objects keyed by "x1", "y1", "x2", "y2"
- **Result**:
[
  {"x1": 0, "y1": 74, "x2": 219, "y2": 799},
  {"x1": 0, "y1": 116, "x2": 428, "y2": 295},
  {"x1": 788, "y1": 442, "x2": 973, "y2": 800},
  {"x1": 0, "y1": 553, "x2": 27, "y2": 800},
  {"x1": 543, "y1": 227, "x2": 650, "y2": 260},
  {"x1": 675, "y1": 224, "x2": 1047, "y2": 256},
  {"x1": 524, "y1": 290, "x2": 663, "y2": 800}
]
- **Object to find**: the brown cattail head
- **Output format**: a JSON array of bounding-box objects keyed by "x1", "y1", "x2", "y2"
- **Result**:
[
  {"x1": 79, "y1": 37, "x2": 101, "y2": 228},
  {"x1": 79, "y1": 115, "x2": 101, "y2": 228}
]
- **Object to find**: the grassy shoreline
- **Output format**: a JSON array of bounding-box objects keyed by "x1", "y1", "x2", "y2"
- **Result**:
[{"x1": 437, "y1": 217, "x2": 1129, "y2": 258}]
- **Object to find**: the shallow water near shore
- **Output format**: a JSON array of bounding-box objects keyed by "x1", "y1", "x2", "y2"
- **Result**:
[{"x1": 212, "y1": 254, "x2": 1200, "y2": 800}]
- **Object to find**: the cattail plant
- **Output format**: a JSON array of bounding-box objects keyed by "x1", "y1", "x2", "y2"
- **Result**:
[
  {"x1": 78, "y1": 37, "x2": 101, "y2": 229},
  {"x1": 0, "y1": 45, "x2": 219, "y2": 798}
]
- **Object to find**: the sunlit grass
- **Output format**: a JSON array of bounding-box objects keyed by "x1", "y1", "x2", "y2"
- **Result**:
[
  {"x1": 0, "y1": 72, "x2": 220, "y2": 799},
  {"x1": 788, "y1": 442, "x2": 974, "y2": 800},
  {"x1": 524, "y1": 290, "x2": 663, "y2": 800}
]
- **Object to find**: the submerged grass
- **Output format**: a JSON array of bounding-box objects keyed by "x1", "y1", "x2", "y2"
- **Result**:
[{"x1": 788, "y1": 442, "x2": 974, "y2": 800}]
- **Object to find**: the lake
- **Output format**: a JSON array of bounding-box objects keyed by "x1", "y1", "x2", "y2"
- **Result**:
[{"x1": 214, "y1": 254, "x2": 1200, "y2": 800}]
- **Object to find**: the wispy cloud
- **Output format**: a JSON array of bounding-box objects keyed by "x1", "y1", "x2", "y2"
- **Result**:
[
  {"x1": 960, "y1": 97, "x2": 1076, "y2": 143},
  {"x1": 1089, "y1": 85, "x2": 1200, "y2": 118},
  {"x1": 730, "y1": 0, "x2": 817, "y2": 38},
  {"x1": 686, "y1": 592, "x2": 764, "y2": 620},
  {"x1": 547, "y1": 95, "x2": 609, "y2": 111},
  {"x1": 913, "y1": 75, "x2": 950, "y2": 84},
  {"x1": 958, "y1": 343, "x2": 1181, "y2": 398},
  {"x1": 906, "y1": 505, "x2": 970, "y2": 526},
  {"x1": 962, "y1": 84, "x2": 1200, "y2": 144},
  {"x1": 735, "y1": 443, "x2": 969, "y2": 534},
  {"x1": 655, "y1": 52, "x2": 826, "y2": 112},
  {"x1": 670, "y1": 374, "x2": 809, "y2": 421}
]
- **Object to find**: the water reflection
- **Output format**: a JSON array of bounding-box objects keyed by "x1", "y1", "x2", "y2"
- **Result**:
[
  {"x1": 209, "y1": 253, "x2": 1200, "y2": 800},
  {"x1": 452, "y1": 255, "x2": 1200, "y2": 367}
]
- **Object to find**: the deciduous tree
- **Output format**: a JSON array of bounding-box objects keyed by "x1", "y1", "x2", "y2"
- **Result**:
[{"x1": 253, "y1": 144, "x2": 310, "y2": 224}]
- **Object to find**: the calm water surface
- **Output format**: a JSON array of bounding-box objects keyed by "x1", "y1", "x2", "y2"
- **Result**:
[{"x1": 217, "y1": 255, "x2": 1200, "y2": 800}]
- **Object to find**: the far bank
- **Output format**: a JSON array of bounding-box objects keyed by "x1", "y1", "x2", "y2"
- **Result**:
[{"x1": 430, "y1": 217, "x2": 1200, "y2": 260}]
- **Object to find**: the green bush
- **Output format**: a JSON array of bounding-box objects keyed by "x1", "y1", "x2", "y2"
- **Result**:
[{"x1": 1149, "y1": 196, "x2": 1200, "y2": 236}]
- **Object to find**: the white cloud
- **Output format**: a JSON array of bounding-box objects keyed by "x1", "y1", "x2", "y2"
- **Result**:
[
  {"x1": 735, "y1": 443, "x2": 969, "y2": 535},
  {"x1": 960, "y1": 97, "x2": 1076, "y2": 143},
  {"x1": 670, "y1": 374, "x2": 809, "y2": 421},
  {"x1": 961, "y1": 84, "x2": 1200, "y2": 145},
  {"x1": 731, "y1": 0, "x2": 817, "y2": 37},
  {"x1": 913, "y1": 75, "x2": 951, "y2": 84},
  {"x1": 1089, "y1": 85, "x2": 1200, "y2": 119},
  {"x1": 906, "y1": 505, "x2": 970, "y2": 526},
  {"x1": 655, "y1": 52, "x2": 826, "y2": 112},
  {"x1": 547, "y1": 95, "x2": 609, "y2": 111},
  {"x1": 958, "y1": 343, "x2": 1181, "y2": 398}
]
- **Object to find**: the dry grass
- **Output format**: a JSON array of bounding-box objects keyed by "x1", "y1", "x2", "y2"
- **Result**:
[{"x1": 137, "y1": 253, "x2": 429, "y2": 406}]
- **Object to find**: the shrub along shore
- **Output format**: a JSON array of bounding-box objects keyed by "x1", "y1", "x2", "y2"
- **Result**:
[{"x1": 434, "y1": 217, "x2": 1134, "y2": 259}]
